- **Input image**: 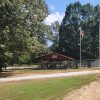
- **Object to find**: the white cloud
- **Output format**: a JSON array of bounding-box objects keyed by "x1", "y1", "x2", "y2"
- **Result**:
[{"x1": 44, "y1": 12, "x2": 64, "y2": 25}]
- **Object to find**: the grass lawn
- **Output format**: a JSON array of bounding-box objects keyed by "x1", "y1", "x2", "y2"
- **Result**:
[{"x1": 0, "y1": 74, "x2": 100, "y2": 100}]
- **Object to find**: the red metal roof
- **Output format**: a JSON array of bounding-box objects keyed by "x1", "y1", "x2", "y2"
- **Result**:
[{"x1": 38, "y1": 53, "x2": 74, "y2": 61}]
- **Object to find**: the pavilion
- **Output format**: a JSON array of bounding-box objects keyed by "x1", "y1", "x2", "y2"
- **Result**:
[{"x1": 38, "y1": 53, "x2": 75, "y2": 69}]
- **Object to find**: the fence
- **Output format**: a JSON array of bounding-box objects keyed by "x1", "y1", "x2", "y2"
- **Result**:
[
  {"x1": 37, "y1": 59, "x2": 100, "y2": 69},
  {"x1": 79, "y1": 59, "x2": 100, "y2": 67},
  {"x1": 40, "y1": 59, "x2": 100, "y2": 69},
  {"x1": 5, "y1": 59, "x2": 100, "y2": 71}
]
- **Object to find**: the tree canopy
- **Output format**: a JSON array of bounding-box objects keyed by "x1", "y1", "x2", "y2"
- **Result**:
[
  {"x1": 0, "y1": 0, "x2": 48, "y2": 71},
  {"x1": 0, "y1": 1, "x2": 100, "y2": 71},
  {"x1": 55, "y1": 2, "x2": 100, "y2": 60}
]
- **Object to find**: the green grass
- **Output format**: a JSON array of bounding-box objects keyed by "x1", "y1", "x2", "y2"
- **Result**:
[{"x1": 0, "y1": 74, "x2": 100, "y2": 100}]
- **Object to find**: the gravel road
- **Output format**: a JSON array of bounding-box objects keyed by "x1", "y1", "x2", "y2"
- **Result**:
[
  {"x1": 63, "y1": 79, "x2": 100, "y2": 100},
  {"x1": 0, "y1": 70, "x2": 100, "y2": 82}
]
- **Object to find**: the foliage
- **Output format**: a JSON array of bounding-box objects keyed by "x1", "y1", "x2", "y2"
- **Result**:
[
  {"x1": 0, "y1": 0, "x2": 48, "y2": 71},
  {"x1": 46, "y1": 21, "x2": 60, "y2": 51},
  {"x1": 56, "y1": 2, "x2": 100, "y2": 59}
]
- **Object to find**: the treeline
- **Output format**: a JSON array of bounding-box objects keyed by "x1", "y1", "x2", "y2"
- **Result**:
[
  {"x1": 53, "y1": 2, "x2": 100, "y2": 60},
  {"x1": 0, "y1": 1, "x2": 100, "y2": 71}
]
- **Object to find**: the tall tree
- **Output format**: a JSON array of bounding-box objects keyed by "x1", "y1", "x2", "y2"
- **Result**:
[
  {"x1": 50, "y1": 21, "x2": 60, "y2": 51},
  {"x1": 0, "y1": 0, "x2": 48, "y2": 71},
  {"x1": 56, "y1": 2, "x2": 100, "y2": 60},
  {"x1": 45, "y1": 21, "x2": 60, "y2": 52}
]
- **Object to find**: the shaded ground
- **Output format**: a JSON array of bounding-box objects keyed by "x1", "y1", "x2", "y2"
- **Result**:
[
  {"x1": 63, "y1": 79, "x2": 100, "y2": 100},
  {"x1": 12, "y1": 68, "x2": 100, "y2": 77}
]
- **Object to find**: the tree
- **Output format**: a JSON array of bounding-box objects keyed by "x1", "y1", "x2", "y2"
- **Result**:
[
  {"x1": 57, "y1": 2, "x2": 82, "y2": 59},
  {"x1": 50, "y1": 21, "x2": 60, "y2": 51},
  {"x1": 56, "y1": 2, "x2": 100, "y2": 60},
  {"x1": 45, "y1": 21, "x2": 60, "y2": 52},
  {"x1": 0, "y1": 0, "x2": 48, "y2": 71}
]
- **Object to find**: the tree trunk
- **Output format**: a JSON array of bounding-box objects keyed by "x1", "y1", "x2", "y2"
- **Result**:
[
  {"x1": 75, "y1": 61, "x2": 78, "y2": 69},
  {"x1": 0, "y1": 67, "x2": 2, "y2": 72}
]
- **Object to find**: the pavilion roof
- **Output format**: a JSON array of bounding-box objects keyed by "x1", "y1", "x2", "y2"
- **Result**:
[{"x1": 38, "y1": 53, "x2": 75, "y2": 61}]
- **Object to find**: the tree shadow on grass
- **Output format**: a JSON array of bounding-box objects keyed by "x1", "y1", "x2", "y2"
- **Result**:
[{"x1": 0, "y1": 71, "x2": 14, "y2": 78}]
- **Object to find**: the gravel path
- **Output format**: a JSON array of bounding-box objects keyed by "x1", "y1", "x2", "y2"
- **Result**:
[
  {"x1": 63, "y1": 79, "x2": 100, "y2": 100},
  {"x1": 0, "y1": 70, "x2": 100, "y2": 82}
]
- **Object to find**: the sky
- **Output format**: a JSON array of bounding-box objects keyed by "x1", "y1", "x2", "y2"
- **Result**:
[{"x1": 44, "y1": 0, "x2": 100, "y2": 25}]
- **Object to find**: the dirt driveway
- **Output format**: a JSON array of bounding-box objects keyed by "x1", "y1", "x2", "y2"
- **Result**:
[
  {"x1": 63, "y1": 79, "x2": 100, "y2": 100},
  {"x1": 0, "y1": 70, "x2": 100, "y2": 82}
]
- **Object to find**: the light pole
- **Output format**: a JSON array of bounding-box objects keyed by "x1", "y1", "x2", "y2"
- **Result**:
[
  {"x1": 77, "y1": 0, "x2": 82, "y2": 67},
  {"x1": 99, "y1": 19, "x2": 100, "y2": 67},
  {"x1": 79, "y1": 27, "x2": 82, "y2": 67},
  {"x1": 97, "y1": 13, "x2": 100, "y2": 67}
]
